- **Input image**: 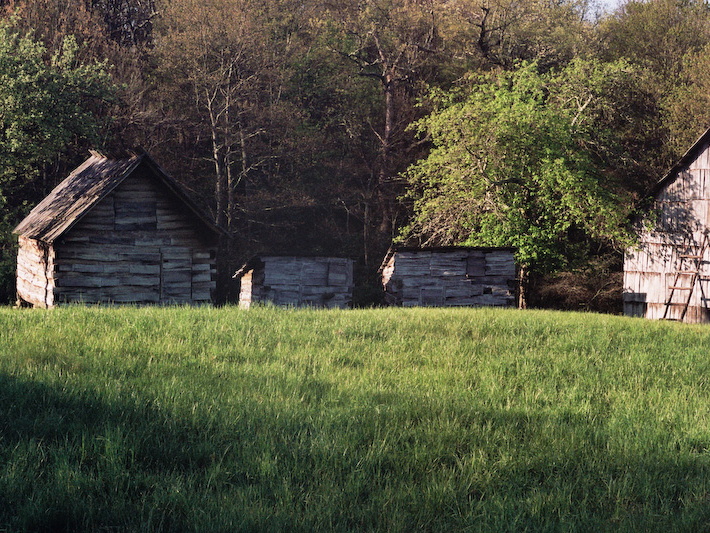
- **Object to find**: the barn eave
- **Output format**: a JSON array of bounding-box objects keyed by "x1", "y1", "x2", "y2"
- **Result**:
[{"x1": 650, "y1": 127, "x2": 710, "y2": 199}]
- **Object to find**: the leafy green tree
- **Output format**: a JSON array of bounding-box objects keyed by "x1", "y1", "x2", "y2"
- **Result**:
[
  {"x1": 0, "y1": 32, "x2": 112, "y2": 187},
  {"x1": 600, "y1": 0, "x2": 710, "y2": 82},
  {"x1": 401, "y1": 60, "x2": 637, "y2": 305},
  {"x1": 593, "y1": 0, "x2": 710, "y2": 192},
  {"x1": 3, "y1": 0, "x2": 163, "y2": 163},
  {"x1": 0, "y1": 21, "x2": 115, "y2": 302},
  {"x1": 663, "y1": 43, "x2": 710, "y2": 157}
]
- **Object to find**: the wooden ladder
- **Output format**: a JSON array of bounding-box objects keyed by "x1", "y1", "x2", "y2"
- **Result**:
[{"x1": 663, "y1": 232, "x2": 710, "y2": 321}]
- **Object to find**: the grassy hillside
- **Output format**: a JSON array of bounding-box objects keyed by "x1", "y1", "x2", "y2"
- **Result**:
[{"x1": 2, "y1": 306, "x2": 710, "y2": 531}]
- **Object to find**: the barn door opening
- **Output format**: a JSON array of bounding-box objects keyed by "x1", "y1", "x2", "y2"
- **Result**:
[{"x1": 160, "y1": 247, "x2": 193, "y2": 304}]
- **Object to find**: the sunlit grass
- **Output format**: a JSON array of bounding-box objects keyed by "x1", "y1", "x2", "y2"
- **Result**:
[{"x1": 2, "y1": 305, "x2": 710, "y2": 531}]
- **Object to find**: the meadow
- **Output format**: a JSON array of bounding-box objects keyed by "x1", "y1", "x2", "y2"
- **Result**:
[{"x1": 2, "y1": 305, "x2": 710, "y2": 532}]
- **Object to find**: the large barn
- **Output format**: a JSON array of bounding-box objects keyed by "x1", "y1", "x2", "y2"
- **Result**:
[
  {"x1": 14, "y1": 150, "x2": 224, "y2": 308},
  {"x1": 379, "y1": 246, "x2": 517, "y2": 307},
  {"x1": 234, "y1": 256, "x2": 354, "y2": 309},
  {"x1": 624, "y1": 128, "x2": 710, "y2": 322}
]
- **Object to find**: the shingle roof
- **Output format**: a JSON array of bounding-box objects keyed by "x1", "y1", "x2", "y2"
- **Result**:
[{"x1": 13, "y1": 150, "x2": 225, "y2": 243}]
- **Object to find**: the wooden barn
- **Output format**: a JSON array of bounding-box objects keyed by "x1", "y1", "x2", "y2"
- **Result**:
[
  {"x1": 380, "y1": 246, "x2": 517, "y2": 307},
  {"x1": 14, "y1": 150, "x2": 224, "y2": 308},
  {"x1": 234, "y1": 256, "x2": 354, "y2": 309},
  {"x1": 624, "y1": 128, "x2": 710, "y2": 322}
]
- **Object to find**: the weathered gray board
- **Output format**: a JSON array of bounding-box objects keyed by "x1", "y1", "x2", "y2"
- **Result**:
[
  {"x1": 14, "y1": 152, "x2": 222, "y2": 308},
  {"x1": 624, "y1": 130, "x2": 710, "y2": 323},
  {"x1": 380, "y1": 247, "x2": 516, "y2": 307},
  {"x1": 236, "y1": 256, "x2": 354, "y2": 309}
]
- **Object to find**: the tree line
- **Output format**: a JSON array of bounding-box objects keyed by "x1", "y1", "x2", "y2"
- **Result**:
[{"x1": 2, "y1": 0, "x2": 710, "y2": 307}]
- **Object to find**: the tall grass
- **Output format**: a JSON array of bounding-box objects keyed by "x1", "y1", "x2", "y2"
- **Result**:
[{"x1": 1, "y1": 305, "x2": 710, "y2": 531}]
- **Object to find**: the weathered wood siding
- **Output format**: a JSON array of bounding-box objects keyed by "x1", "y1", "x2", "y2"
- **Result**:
[
  {"x1": 47, "y1": 167, "x2": 216, "y2": 306},
  {"x1": 623, "y1": 139, "x2": 710, "y2": 322},
  {"x1": 16, "y1": 235, "x2": 55, "y2": 308},
  {"x1": 381, "y1": 248, "x2": 516, "y2": 307},
  {"x1": 238, "y1": 256, "x2": 353, "y2": 309}
]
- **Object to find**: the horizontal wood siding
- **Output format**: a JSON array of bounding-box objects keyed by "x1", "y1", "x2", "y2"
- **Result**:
[
  {"x1": 16, "y1": 236, "x2": 55, "y2": 308},
  {"x1": 624, "y1": 142, "x2": 710, "y2": 322},
  {"x1": 240, "y1": 257, "x2": 353, "y2": 309},
  {"x1": 52, "y1": 169, "x2": 216, "y2": 306},
  {"x1": 382, "y1": 249, "x2": 516, "y2": 307}
]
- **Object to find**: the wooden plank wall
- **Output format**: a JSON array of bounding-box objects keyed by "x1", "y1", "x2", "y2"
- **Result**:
[
  {"x1": 239, "y1": 257, "x2": 354, "y2": 309},
  {"x1": 16, "y1": 235, "x2": 55, "y2": 308},
  {"x1": 51, "y1": 169, "x2": 216, "y2": 306},
  {"x1": 623, "y1": 142, "x2": 710, "y2": 322},
  {"x1": 382, "y1": 249, "x2": 516, "y2": 307}
]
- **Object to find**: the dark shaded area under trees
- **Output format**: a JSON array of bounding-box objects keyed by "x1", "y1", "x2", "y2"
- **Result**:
[{"x1": 2, "y1": 0, "x2": 710, "y2": 309}]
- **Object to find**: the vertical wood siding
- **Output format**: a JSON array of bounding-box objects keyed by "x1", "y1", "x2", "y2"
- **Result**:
[{"x1": 624, "y1": 141, "x2": 710, "y2": 322}]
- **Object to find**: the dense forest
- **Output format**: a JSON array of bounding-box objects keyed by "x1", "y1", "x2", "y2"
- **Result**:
[{"x1": 2, "y1": 0, "x2": 710, "y2": 309}]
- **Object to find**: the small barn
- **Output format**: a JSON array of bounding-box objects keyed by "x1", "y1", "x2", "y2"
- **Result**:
[
  {"x1": 380, "y1": 246, "x2": 517, "y2": 307},
  {"x1": 234, "y1": 256, "x2": 354, "y2": 309},
  {"x1": 624, "y1": 128, "x2": 710, "y2": 323},
  {"x1": 14, "y1": 150, "x2": 224, "y2": 308}
]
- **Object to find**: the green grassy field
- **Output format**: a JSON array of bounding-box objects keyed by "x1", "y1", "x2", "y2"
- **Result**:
[{"x1": 2, "y1": 305, "x2": 710, "y2": 531}]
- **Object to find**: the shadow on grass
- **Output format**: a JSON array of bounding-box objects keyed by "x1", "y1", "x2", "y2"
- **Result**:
[
  {"x1": 0, "y1": 372, "x2": 258, "y2": 532},
  {"x1": 2, "y1": 372, "x2": 710, "y2": 532}
]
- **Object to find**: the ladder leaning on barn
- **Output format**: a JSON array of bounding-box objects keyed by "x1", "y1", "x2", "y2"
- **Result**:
[{"x1": 663, "y1": 232, "x2": 710, "y2": 321}]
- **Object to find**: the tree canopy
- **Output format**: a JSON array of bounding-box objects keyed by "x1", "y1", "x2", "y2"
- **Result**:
[
  {"x1": 0, "y1": 20, "x2": 115, "y2": 302},
  {"x1": 401, "y1": 61, "x2": 635, "y2": 281}
]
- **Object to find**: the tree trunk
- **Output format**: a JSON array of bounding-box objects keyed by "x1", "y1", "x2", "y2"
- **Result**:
[
  {"x1": 208, "y1": 91, "x2": 228, "y2": 230},
  {"x1": 213, "y1": 150, "x2": 228, "y2": 230},
  {"x1": 376, "y1": 75, "x2": 397, "y2": 236},
  {"x1": 518, "y1": 264, "x2": 528, "y2": 309}
]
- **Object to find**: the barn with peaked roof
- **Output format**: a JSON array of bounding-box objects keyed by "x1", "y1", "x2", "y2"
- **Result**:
[
  {"x1": 624, "y1": 128, "x2": 710, "y2": 322},
  {"x1": 14, "y1": 150, "x2": 225, "y2": 308}
]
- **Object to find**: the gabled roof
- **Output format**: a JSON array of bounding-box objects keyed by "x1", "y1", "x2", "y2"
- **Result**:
[
  {"x1": 651, "y1": 127, "x2": 710, "y2": 198},
  {"x1": 14, "y1": 150, "x2": 226, "y2": 243}
]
